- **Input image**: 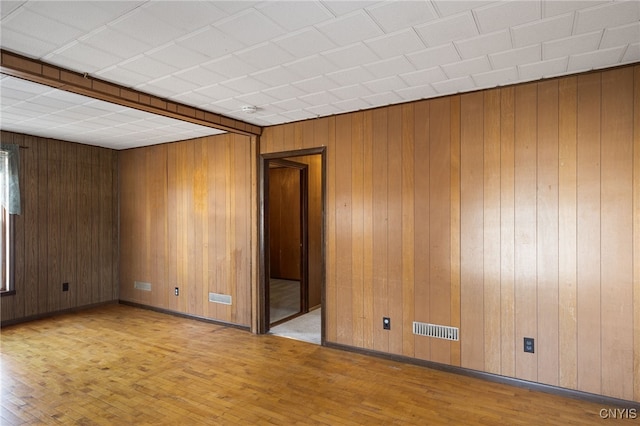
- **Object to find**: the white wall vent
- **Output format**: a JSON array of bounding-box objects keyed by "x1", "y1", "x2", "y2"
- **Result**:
[
  {"x1": 134, "y1": 281, "x2": 151, "y2": 291},
  {"x1": 413, "y1": 321, "x2": 459, "y2": 341},
  {"x1": 209, "y1": 293, "x2": 232, "y2": 305}
]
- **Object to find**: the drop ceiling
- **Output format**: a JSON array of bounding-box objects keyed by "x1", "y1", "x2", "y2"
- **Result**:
[{"x1": 1, "y1": 0, "x2": 639, "y2": 149}]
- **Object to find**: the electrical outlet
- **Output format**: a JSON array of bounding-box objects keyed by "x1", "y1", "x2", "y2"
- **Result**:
[
  {"x1": 524, "y1": 337, "x2": 535, "y2": 353},
  {"x1": 174, "y1": 287, "x2": 179, "y2": 296},
  {"x1": 62, "y1": 282, "x2": 69, "y2": 292},
  {"x1": 383, "y1": 317, "x2": 391, "y2": 330}
]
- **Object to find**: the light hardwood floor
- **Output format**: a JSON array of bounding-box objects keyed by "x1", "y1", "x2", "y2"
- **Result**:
[{"x1": 0, "y1": 304, "x2": 623, "y2": 425}]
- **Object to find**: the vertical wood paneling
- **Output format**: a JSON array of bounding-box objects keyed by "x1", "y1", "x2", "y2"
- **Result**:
[
  {"x1": 460, "y1": 92, "x2": 485, "y2": 371},
  {"x1": 351, "y1": 112, "x2": 364, "y2": 348},
  {"x1": 558, "y1": 76, "x2": 578, "y2": 390},
  {"x1": 387, "y1": 105, "x2": 404, "y2": 355},
  {"x1": 576, "y1": 73, "x2": 602, "y2": 395},
  {"x1": 536, "y1": 80, "x2": 559, "y2": 386},
  {"x1": 600, "y1": 67, "x2": 634, "y2": 400},
  {"x1": 633, "y1": 65, "x2": 640, "y2": 402},
  {"x1": 514, "y1": 84, "x2": 538, "y2": 382},
  {"x1": 325, "y1": 116, "x2": 337, "y2": 343},
  {"x1": 430, "y1": 97, "x2": 451, "y2": 365},
  {"x1": 483, "y1": 89, "x2": 501, "y2": 374},
  {"x1": 401, "y1": 104, "x2": 415, "y2": 358},
  {"x1": 449, "y1": 96, "x2": 461, "y2": 366},
  {"x1": 335, "y1": 114, "x2": 353, "y2": 345},
  {"x1": 414, "y1": 100, "x2": 430, "y2": 361},
  {"x1": 362, "y1": 110, "x2": 375, "y2": 349},
  {"x1": 1, "y1": 132, "x2": 117, "y2": 325}
]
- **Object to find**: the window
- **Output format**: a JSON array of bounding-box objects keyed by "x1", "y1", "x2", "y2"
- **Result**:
[{"x1": 0, "y1": 146, "x2": 19, "y2": 296}]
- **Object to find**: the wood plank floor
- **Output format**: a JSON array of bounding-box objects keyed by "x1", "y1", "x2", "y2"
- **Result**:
[{"x1": 0, "y1": 304, "x2": 623, "y2": 425}]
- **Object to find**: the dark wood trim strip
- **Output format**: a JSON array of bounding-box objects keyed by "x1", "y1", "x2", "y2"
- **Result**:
[
  {"x1": 0, "y1": 50, "x2": 262, "y2": 137},
  {"x1": 119, "y1": 300, "x2": 250, "y2": 331},
  {"x1": 325, "y1": 341, "x2": 640, "y2": 409}
]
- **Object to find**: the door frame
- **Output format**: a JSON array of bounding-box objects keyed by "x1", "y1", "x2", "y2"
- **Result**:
[
  {"x1": 258, "y1": 147, "x2": 326, "y2": 342},
  {"x1": 265, "y1": 158, "x2": 308, "y2": 327}
]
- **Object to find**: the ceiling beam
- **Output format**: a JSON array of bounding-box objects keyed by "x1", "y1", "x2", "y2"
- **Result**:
[{"x1": 0, "y1": 50, "x2": 262, "y2": 137}]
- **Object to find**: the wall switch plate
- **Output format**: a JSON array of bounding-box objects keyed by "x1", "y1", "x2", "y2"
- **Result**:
[
  {"x1": 174, "y1": 287, "x2": 179, "y2": 296},
  {"x1": 62, "y1": 282, "x2": 69, "y2": 292},
  {"x1": 383, "y1": 317, "x2": 391, "y2": 330},
  {"x1": 524, "y1": 337, "x2": 535, "y2": 353}
]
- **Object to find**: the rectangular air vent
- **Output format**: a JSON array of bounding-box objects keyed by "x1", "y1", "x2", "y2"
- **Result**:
[
  {"x1": 413, "y1": 321, "x2": 459, "y2": 341},
  {"x1": 209, "y1": 292, "x2": 232, "y2": 305},
  {"x1": 134, "y1": 281, "x2": 152, "y2": 291}
]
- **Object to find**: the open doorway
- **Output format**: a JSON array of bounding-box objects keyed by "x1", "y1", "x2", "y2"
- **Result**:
[{"x1": 260, "y1": 148, "x2": 325, "y2": 345}]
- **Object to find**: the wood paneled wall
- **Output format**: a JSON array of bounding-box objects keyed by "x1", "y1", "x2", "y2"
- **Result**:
[
  {"x1": 0, "y1": 131, "x2": 118, "y2": 324},
  {"x1": 260, "y1": 65, "x2": 640, "y2": 402},
  {"x1": 119, "y1": 134, "x2": 253, "y2": 327},
  {"x1": 269, "y1": 167, "x2": 301, "y2": 281}
]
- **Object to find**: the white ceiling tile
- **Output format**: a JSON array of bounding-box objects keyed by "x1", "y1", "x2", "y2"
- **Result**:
[
  {"x1": 326, "y1": 66, "x2": 377, "y2": 86},
  {"x1": 0, "y1": 26, "x2": 58, "y2": 57},
  {"x1": 108, "y1": 8, "x2": 187, "y2": 46},
  {"x1": 442, "y1": 56, "x2": 492, "y2": 79},
  {"x1": 94, "y1": 66, "x2": 150, "y2": 87},
  {"x1": 322, "y1": 43, "x2": 380, "y2": 70},
  {"x1": 394, "y1": 83, "x2": 437, "y2": 100},
  {"x1": 321, "y1": 1, "x2": 378, "y2": 16},
  {"x1": 432, "y1": 1, "x2": 494, "y2": 17},
  {"x1": 272, "y1": 98, "x2": 313, "y2": 112},
  {"x1": 366, "y1": 0, "x2": 438, "y2": 33},
  {"x1": 332, "y1": 97, "x2": 375, "y2": 112},
  {"x1": 329, "y1": 84, "x2": 373, "y2": 101},
  {"x1": 415, "y1": 12, "x2": 478, "y2": 46},
  {"x1": 622, "y1": 42, "x2": 640, "y2": 63},
  {"x1": 3, "y1": 7, "x2": 84, "y2": 47},
  {"x1": 299, "y1": 91, "x2": 341, "y2": 106},
  {"x1": 399, "y1": 67, "x2": 447, "y2": 86},
  {"x1": 258, "y1": 1, "x2": 334, "y2": 31},
  {"x1": 175, "y1": 26, "x2": 245, "y2": 60},
  {"x1": 455, "y1": 30, "x2": 512, "y2": 59},
  {"x1": 284, "y1": 55, "x2": 339, "y2": 80},
  {"x1": 235, "y1": 91, "x2": 280, "y2": 108},
  {"x1": 361, "y1": 91, "x2": 403, "y2": 107},
  {"x1": 574, "y1": 1, "x2": 640, "y2": 35},
  {"x1": 406, "y1": 43, "x2": 461, "y2": 68},
  {"x1": 137, "y1": 75, "x2": 200, "y2": 98},
  {"x1": 274, "y1": 27, "x2": 337, "y2": 58},
  {"x1": 215, "y1": 9, "x2": 285, "y2": 47},
  {"x1": 518, "y1": 57, "x2": 568, "y2": 80},
  {"x1": 82, "y1": 27, "x2": 153, "y2": 60},
  {"x1": 567, "y1": 45, "x2": 626, "y2": 72},
  {"x1": 543, "y1": 30, "x2": 602, "y2": 60},
  {"x1": 171, "y1": 92, "x2": 215, "y2": 107},
  {"x1": 146, "y1": 43, "x2": 209, "y2": 69},
  {"x1": 118, "y1": 55, "x2": 180, "y2": 80},
  {"x1": 431, "y1": 76, "x2": 476, "y2": 94},
  {"x1": 219, "y1": 76, "x2": 269, "y2": 94},
  {"x1": 201, "y1": 55, "x2": 259, "y2": 79},
  {"x1": 365, "y1": 29, "x2": 427, "y2": 59},
  {"x1": 472, "y1": 67, "x2": 518, "y2": 88},
  {"x1": 291, "y1": 75, "x2": 340, "y2": 93},
  {"x1": 193, "y1": 83, "x2": 241, "y2": 102},
  {"x1": 363, "y1": 55, "x2": 415, "y2": 79},
  {"x1": 304, "y1": 103, "x2": 343, "y2": 117},
  {"x1": 262, "y1": 84, "x2": 308, "y2": 101},
  {"x1": 474, "y1": 0, "x2": 541, "y2": 34},
  {"x1": 362, "y1": 76, "x2": 408, "y2": 93},
  {"x1": 543, "y1": 0, "x2": 607, "y2": 18},
  {"x1": 23, "y1": 1, "x2": 137, "y2": 32},
  {"x1": 511, "y1": 13, "x2": 574, "y2": 48},
  {"x1": 143, "y1": 1, "x2": 227, "y2": 32},
  {"x1": 601, "y1": 21, "x2": 640, "y2": 49},
  {"x1": 252, "y1": 66, "x2": 303, "y2": 87},
  {"x1": 490, "y1": 44, "x2": 541, "y2": 69},
  {"x1": 236, "y1": 42, "x2": 295, "y2": 70},
  {"x1": 280, "y1": 109, "x2": 318, "y2": 122},
  {"x1": 174, "y1": 66, "x2": 227, "y2": 87},
  {"x1": 211, "y1": 1, "x2": 258, "y2": 16},
  {"x1": 0, "y1": 1, "x2": 25, "y2": 19},
  {"x1": 316, "y1": 11, "x2": 384, "y2": 46},
  {"x1": 209, "y1": 97, "x2": 248, "y2": 112},
  {"x1": 47, "y1": 43, "x2": 123, "y2": 73}
]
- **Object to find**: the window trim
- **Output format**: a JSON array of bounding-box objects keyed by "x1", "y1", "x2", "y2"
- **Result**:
[{"x1": 0, "y1": 207, "x2": 14, "y2": 297}]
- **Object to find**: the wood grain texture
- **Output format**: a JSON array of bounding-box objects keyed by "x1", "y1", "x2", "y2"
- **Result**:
[
  {"x1": 449, "y1": 96, "x2": 461, "y2": 367},
  {"x1": 634, "y1": 65, "x2": 640, "y2": 403},
  {"x1": 351, "y1": 111, "x2": 365, "y2": 348},
  {"x1": 0, "y1": 132, "x2": 117, "y2": 325},
  {"x1": 401, "y1": 104, "x2": 415, "y2": 358},
  {"x1": 1, "y1": 304, "x2": 613, "y2": 425}
]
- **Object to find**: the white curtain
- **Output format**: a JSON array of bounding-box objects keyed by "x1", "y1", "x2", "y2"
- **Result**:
[{"x1": 0, "y1": 144, "x2": 21, "y2": 215}]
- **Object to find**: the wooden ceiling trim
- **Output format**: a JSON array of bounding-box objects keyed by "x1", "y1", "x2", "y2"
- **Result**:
[{"x1": 0, "y1": 50, "x2": 262, "y2": 136}]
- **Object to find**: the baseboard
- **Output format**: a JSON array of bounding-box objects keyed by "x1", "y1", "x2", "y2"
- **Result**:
[
  {"x1": 325, "y1": 341, "x2": 640, "y2": 409},
  {"x1": 0, "y1": 300, "x2": 118, "y2": 328},
  {"x1": 118, "y1": 300, "x2": 251, "y2": 331}
]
